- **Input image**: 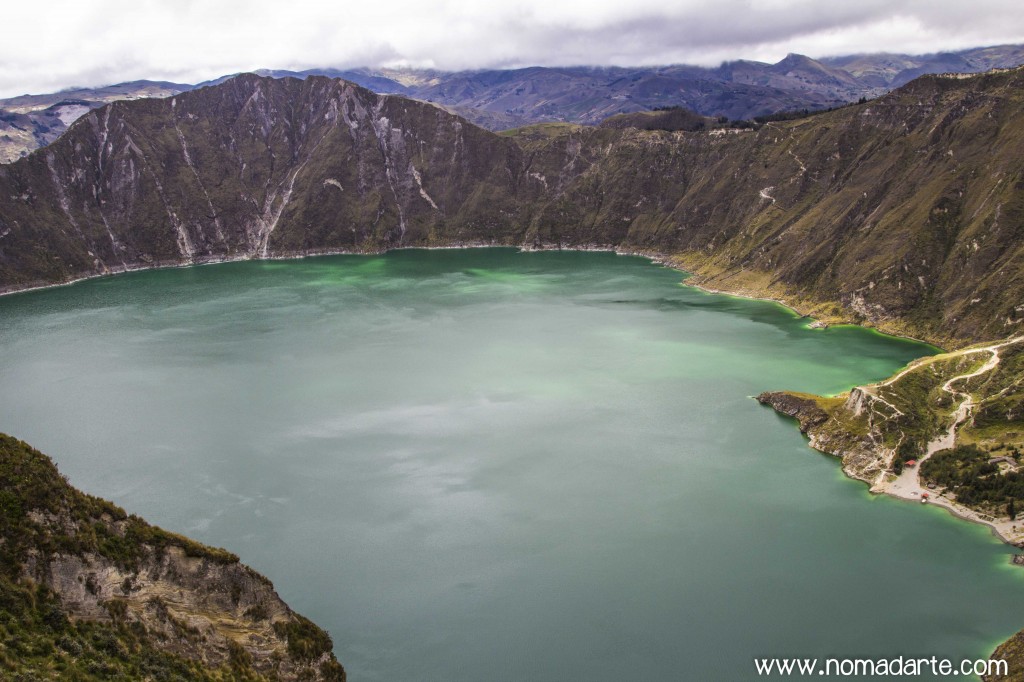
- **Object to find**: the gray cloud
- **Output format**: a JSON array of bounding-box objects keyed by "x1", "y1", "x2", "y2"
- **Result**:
[{"x1": 1, "y1": 0, "x2": 1022, "y2": 97}]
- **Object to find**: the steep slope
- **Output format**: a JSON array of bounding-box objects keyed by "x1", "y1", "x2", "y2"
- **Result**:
[
  {"x1": 513, "y1": 67, "x2": 1024, "y2": 346},
  {"x1": 1, "y1": 68, "x2": 1024, "y2": 346},
  {"x1": 0, "y1": 433, "x2": 345, "y2": 680},
  {"x1": 0, "y1": 74, "x2": 534, "y2": 284}
]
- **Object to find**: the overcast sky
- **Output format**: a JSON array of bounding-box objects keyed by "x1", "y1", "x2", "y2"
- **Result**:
[{"x1": 1, "y1": 0, "x2": 1023, "y2": 97}]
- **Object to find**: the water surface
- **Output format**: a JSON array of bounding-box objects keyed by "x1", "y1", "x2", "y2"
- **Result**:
[{"x1": 1, "y1": 248, "x2": 1020, "y2": 680}]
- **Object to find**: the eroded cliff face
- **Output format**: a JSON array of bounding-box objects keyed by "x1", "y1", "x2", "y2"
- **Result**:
[
  {"x1": 1, "y1": 69, "x2": 1024, "y2": 345},
  {"x1": 27, "y1": 545, "x2": 337, "y2": 679},
  {"x1": 757, "y1": 391, "x2": 893, "y2": 484},
  {"x1": 0, "y1": 74, "x2": 532, "y2": 277},
  {"x1": 0, "y1": 433, "x2": 345, "y2": 681}
]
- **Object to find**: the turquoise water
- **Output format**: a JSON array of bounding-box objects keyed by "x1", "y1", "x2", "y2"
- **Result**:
[{"x1": 0, "y1": 248, "x2": 1020, "y2": 680}]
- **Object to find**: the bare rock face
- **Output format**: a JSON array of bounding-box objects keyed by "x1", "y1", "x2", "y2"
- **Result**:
[
  {"x1": 756, "y1": 391, "x2": 828, "y2": 427},
  {"x1": 757, "y1": 390, "x2": 893, "y2": 485},
  {"x1": 3, "y1": 68, "x2": 1024, "y2": 346},
  {"x1": 0, "y1": 433, "x2": 345, "y2": 681},
  {"x1": 35, "y1": 547, "x2": 326, "y2": 676}
]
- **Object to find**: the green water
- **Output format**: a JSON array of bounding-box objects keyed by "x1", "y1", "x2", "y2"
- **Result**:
[{"x1": 1, "y1": 248, "x2": 1021, "y2": 680}]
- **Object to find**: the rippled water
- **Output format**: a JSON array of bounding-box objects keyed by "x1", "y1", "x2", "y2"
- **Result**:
[{"x1": 1, "y1": 248, "x2": 1021, "y2": 680}]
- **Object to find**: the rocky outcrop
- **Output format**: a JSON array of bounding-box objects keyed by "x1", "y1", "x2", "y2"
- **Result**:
[
  {"x1": 985, "y1": 628, "x2": 1024, "y2": 681},
  {"x1": 756, "y1": 392, "x2": 829, "y2": 429},
  {"x1": 757, "y1": 391, "x2": 892, "y2": 483},
  {"x1": 29, "y1": 546, "x2": 337, "y2": 679},
  {"x1": 0, "y1": 433, "x2": 345, "y2": 680}
]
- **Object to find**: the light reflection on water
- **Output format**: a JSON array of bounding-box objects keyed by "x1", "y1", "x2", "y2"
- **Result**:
[{"x1": 0, "y1": 248, "x2": 1017, "y2": 681}]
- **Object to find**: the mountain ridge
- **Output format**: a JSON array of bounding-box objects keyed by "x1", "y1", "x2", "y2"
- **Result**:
[
  {"x1": 1, "y1": 68, "x2": 1024, "y2": 346},
  {"x1": 4, "y1": 43, "x2": 1023, "y2": 162}
]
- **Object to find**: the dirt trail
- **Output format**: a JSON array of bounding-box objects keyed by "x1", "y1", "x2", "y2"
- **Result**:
[{"x1": 874, "y1": 336, "x2": 1024, "y2": 544}]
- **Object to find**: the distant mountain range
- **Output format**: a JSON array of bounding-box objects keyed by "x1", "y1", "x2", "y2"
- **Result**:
[{"x1": 1, "y1": 43, "x2": 1023, "y2": 163}]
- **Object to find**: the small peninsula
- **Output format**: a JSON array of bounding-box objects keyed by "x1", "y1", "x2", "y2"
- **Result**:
[
  {"x1": 759, "y1": 336, "x2": 1024, "y2": 543},
  {"x1": 758, "y1": 336, "x2": 1024, "y2": 677}
]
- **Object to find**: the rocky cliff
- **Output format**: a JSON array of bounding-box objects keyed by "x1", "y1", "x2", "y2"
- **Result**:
[
  {"x1": 2, "y1": 68, "x2": 1024, "y2": 345},
  {"x1": 0, "y1": 433, "x2": 345, "y2": 680},
  {"x1": 757, "y1": 390, "x2": 892, "y2": 484}
]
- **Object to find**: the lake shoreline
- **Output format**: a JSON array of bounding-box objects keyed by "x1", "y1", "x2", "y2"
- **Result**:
[
  {"x1": 8, "y1": 243, "x2": 1007, "y2": 552},
  {"x1": 0, "y1": 241, "x2": 944, "y2": 349},
  {"x1": 881, "y1": 483, "x2": 1024, "y2": 549},
  {"x1": 3, "y1": 244, "x2": 1019, "y2": 678}
]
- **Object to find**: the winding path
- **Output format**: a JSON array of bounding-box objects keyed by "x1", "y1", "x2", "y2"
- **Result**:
[{"x1": 874, "y1": 336, "x2": 1024, "y2": 543}]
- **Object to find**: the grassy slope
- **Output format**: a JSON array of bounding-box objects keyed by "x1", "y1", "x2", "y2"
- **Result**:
[{"x1": 766, "y1": 343, "x2": 1023, "y2": 486}]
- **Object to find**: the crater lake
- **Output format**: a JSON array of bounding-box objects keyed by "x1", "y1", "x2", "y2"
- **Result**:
[{"x1": 1, "y1": 248, "x2": 1022, "y2": 680}]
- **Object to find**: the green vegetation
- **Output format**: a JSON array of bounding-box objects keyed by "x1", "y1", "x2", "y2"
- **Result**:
[
  {"x1": 762, "y1": 339, "x2": 1024, "y2": 518},
  {"x1": 0, "y1": 433, "x2": 344, "y2": 680},
  {"x1": 986, "y1": 626, "x2": 1024, "y2": 681},
  {"x1": 968, "y1": 343, "x2": 1024, "y2": 435},
  {"x1": 817, "y1": 353, "x2": 982, "y2": 469},
  {"x1": 0, "y1": 433, "x2": 240, "y2": 679},
  {"x1": 0, "y1": 433, "x2": 237, "y2": 574},
  {"x1": 273, "y1": 615, "x2": 334, "y2": 662},
  {"x1": 921, "y1": 444, "x2": 1024, "y2": 512},
  {"x1": 870, "y1": 357, "x2": 967, "y2": 456},
  {"x1": 0, "y1": 577, "x2": 229, "y2": 681}
]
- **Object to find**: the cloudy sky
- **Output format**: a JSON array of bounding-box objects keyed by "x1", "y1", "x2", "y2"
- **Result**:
[{"x1": 2, "y1": 0, "x2": 1023, "y2": 97}]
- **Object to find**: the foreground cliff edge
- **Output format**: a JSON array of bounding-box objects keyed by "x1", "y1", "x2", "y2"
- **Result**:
[{"x1": 0, "y1": 433, "x2": 345, "y2": 680}]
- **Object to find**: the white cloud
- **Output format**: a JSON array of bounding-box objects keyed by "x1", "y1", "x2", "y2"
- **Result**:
[{"x1": 0, "y1": 0, "x2": 1022, "y2": 97}]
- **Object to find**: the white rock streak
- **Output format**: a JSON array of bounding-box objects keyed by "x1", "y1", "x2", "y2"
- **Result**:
[
  {"x1": 175, "y1": 122, "x2": 227, "y2": 246},
  {"x1": 371, "y1": 104, "x2": 408, "y2": 240},
  {"x1": 411, "y1": 166, "x2": 438, "y2": 210}
]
